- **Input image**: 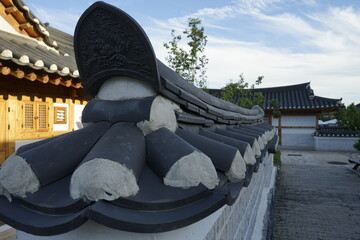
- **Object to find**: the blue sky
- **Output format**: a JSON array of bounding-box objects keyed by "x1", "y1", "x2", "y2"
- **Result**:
[{"x1": 26, "y1": 0, "x2": 360, "y2": 105}]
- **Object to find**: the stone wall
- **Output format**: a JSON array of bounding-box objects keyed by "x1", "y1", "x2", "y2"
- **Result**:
[
  {"x1": 314, "y1": 136, "x2": 359, "y2": 152},
  {"x1": 205, "y1": 153, "x2": 277, "y2": 240}
]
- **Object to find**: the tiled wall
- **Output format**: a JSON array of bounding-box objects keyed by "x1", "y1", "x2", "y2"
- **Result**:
[
  {"x1": 205, "y1": 153, "x2": 277, "y2": 240},
  {"x1": 314, "y1": 137, "x2": 359, "y2": 152}
]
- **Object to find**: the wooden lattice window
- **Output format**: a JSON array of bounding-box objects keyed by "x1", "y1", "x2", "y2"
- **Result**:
[
  {"x1": 38, "y1": 104, "x2": 48, "y2": 130},
  {"x1": 23, "y1": 102, "x2": 49, "y2": 132},
  {"x1": 54, "y1": 107, "x2": 67, "y2": 124},
  {"x1": 24, "y1": 103, "x2": 35, "y2": 129}
]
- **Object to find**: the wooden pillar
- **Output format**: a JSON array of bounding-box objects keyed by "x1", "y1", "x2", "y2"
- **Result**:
[
  {"x1": 315, "y1": 113, "x2": 320, "y2": 129},
  {"x1": 6, "y1": 99, "x2": 16, "y2": 158},
  {"x1": 0, "y1": 100, "x2": 6, "y2": 163},
  {"x1": 68, "y1": 98, "x2": 75, "y2": 132}
]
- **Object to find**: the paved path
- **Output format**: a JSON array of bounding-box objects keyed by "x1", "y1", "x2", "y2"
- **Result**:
[{"x1": 273, "y1": 150, "x2": 360, "y2": 240}]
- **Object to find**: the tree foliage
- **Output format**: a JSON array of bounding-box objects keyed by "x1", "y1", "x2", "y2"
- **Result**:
[
  {"x1": 163, "y1": 18, "x2": 209, "y2": 89},
  {"x1": 220, "y1": 74, "x2": 265, "y2": 109},
  {"x1": 269, "y1": 99, "x2": 282, "y2": 119},
  {"x1": 354, "y1": 139, "x2": 360, "y2": 151},
  {"x1": 336, "y1": 103, "x2": 360, "y2": 131}
]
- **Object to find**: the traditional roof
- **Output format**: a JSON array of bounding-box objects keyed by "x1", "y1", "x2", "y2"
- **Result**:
[
  {"x1": 0, "y1": 0, "x2": 80, "y2": 88},
  {"x1": 0, "y1": 0, "x2": 57, "y2": 48},
  {"x1": 0, "y1": 2, "x2": 278, "y2": 236},
  {"x1": 209, "y1": 82, "x2": 344, "y2": 110},
  {"x1": 314, "y1": 126, "x2": 360, "y2": 137}
]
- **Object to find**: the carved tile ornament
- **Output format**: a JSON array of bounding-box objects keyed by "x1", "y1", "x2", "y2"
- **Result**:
[{"x1": 74, "y1": 2, "x2": 160, "y2": 97}]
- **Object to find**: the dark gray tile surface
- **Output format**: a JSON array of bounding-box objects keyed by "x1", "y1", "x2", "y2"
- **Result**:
[{"x1": 209, "y1": 83, "x2": 343, "y2": 110}]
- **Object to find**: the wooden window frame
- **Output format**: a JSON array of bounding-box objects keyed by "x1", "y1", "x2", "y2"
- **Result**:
[
  {"x1": 23, "y1": 102, "x2": 35, "y2": 131},
  {"x1": 22, "y1": 101, "x2": 49, "y2": 133},
  {"x1": 54, "y1": 106, "x2": 67, "y2": 124}
]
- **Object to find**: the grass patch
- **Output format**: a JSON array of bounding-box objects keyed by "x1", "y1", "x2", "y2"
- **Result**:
[{"x1": 274, "y1": 150, "x2": 281, "y2": 166}]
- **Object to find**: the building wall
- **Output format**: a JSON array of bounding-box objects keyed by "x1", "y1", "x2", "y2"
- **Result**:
[
  {"x1": 53, "y1": 103, "x2": 70, "y2": 132},
  {"x1": 0, "y1": 15, "x2": 23, "y2": 36},
  {"x1": 271, "y1": 114, "x2": 317, "y2": 150},
  {"x1": 281, "y1": 115, "x2": 316, "y2": 127},
  {"x1": 281, "y1": 128, "x2": 315, "y2": 149},
  {"x1": 0, "y1": 94, "x2": 87, "y2": 163},
  {"x1": 17, "y1": 154, "x2": 277, "y2": 240},
  {"x1": 74, "y1": 104, "x2": 86, "y2": 130},
  {"x1": 314, "y1": 136, "x2": 359, "y2": 152}
]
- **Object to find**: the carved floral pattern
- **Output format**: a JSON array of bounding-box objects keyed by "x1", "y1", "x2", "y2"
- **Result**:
[{"x1": 77, "y1": 8, "x2": 154, "y2": 81}]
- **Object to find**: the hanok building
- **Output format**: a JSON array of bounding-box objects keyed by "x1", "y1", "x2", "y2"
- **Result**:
[
  {"x1": 0, "y1": 0, "x2": 88, "y2": 163},
  {"x1": 211, "y1": 82, "x2": 344, "y2": 149}
]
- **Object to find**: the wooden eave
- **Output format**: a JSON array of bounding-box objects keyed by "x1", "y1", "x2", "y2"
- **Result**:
[
  {"x1": 0, "y1": 0, "x2": 58, "y2": 49},
  {"x1": 264, "y1": 106, "x2": 343, "y2": 115},
  {"x1": 0, "y1": 0, "x2": 40, "y2": 39},
  {"x1": 0, "y1": 60, "x2": 82, "y2": 89}
]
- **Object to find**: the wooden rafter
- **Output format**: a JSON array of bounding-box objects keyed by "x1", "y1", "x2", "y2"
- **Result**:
[
  {"x1": 25, "y1": 72, "x2": 37, "y2": 81},
  {"x1": 0, "y1": 0, "x2": 40, "y2": 38},
  {"x1": 0, "y1": 66, "x2": 10, "y2": 75},
  {"x1": 19, "y1": 22, "x2": 30, "y2": 30},
  {"x1": 49, "y1": 77, "x2": 61, "y2": 85},
  {"x1": 10, "y1": 69, "x2": 24, "y2": 79},
  {"x1": 36, "y1": 74, "x2": 49, "y2": 84},
  {"x1": 0, "y1": 62, "x2": 82, "y2": 89},
  {"x1": 72, "y1": 82, "x2": 82, "y2": 89},
  {"x1": 60, "y1": 79, "x2": 72, "y2": 87},
  {"x1": 4, "y1": 6, "x2": 15, "y2": 14}
]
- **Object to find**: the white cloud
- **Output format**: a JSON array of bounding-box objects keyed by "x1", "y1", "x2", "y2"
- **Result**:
[
  {"x1": 29, "y1": 4, "x2": 81, "y2": 34},
  {"x1": 146, "y1": 1, "x2": 360, "y2": 105},
  {"x1": 27, "y1": 0, "x2": 360, "y2": 105}
]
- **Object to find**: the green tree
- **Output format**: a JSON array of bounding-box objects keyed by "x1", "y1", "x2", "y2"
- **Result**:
[
  {"x1": 336, "y1": 103, "x2": 360, "y2": 131},
  {"x1": 163, "y1": 18, "x2": 209, "y2": 88},
  {"x1": 354, "y1": 139, "x2": 360, "y2": 151},
  {"x1": 336, "y1": 103, "x2": 360, "y2": 151},
  {"x1": 269, "y1": 99, "x2": 281, "y2": 119},
  {"x1": 220, "y1": 74, "x2": 264, "y2": 108}
]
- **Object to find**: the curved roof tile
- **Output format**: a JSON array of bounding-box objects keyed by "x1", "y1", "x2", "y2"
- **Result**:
[{"x1": 209, "y1": 82, "x2": 344, "y2": 110}]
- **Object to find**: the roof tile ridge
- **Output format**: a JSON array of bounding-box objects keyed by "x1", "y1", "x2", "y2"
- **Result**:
[{"x1": 12, "y1": 0, "x2": 60, "y2": 50}]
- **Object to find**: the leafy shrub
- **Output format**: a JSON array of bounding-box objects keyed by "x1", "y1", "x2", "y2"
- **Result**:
[
  {"x1": 354, "y1": 137, "x2": 360, "y2": 151},
  {"x1": 274, "y1": 150, "x2": 281, "y2": 166},
  {"x1": 336, "y1": 103, "x2": 360, "y2": 131}
]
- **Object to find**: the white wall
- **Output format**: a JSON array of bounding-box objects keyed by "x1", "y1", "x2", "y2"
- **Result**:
[
  {"x1": 314, "y1": 136, "x2": 359, "y2": 152},
  {"x1": 0, "y1": 17, "x2": 22, "y2": 36},
  {"x1": 272, "y1": 117, "x2": 279, "y2": 127},
  {"x1": 53, "y1": 103, "x2": 69, "y2": 132},
  {"x1": 281, "y1": 115, "x2": 316, "y2": 127},
  {"x1": 74, "y1": 104, "x2": 85, "y2": 130},
  {"x1": 205, "y1": 153, "x2": 276, "y2": 240},
  {"x1": 15, "y1": 139, "x2": 43, "y2": 151},
  {"x1": 281, "y1": 128, "x2": 315, "y2": 149},
  {"x1": 271, "y1": 115, "x2": 316, "y2": 149}
]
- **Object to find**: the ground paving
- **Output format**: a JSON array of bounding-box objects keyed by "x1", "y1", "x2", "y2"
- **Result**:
[{"x1": 273, "y1": 150, "x2": 360, "y2": 240}]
